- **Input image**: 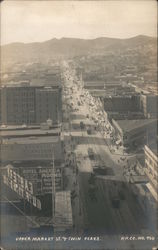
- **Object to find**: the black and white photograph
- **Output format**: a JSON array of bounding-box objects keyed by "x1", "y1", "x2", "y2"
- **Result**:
[{"x1": 0, "y1": 1, "x2": 157, "y2": 249}]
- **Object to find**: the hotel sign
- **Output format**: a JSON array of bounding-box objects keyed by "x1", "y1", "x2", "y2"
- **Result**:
[
  {"x1": 21, "y1": 167, "x2": 62, "y2": 194},
  {"x1": 3, "y1": 167, "x2": 41, "y2": 210}
]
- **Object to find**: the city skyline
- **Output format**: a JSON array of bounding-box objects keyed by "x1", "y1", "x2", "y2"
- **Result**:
[{"x1": 1, "y1": 0, "x2": 157, "y2": 45}]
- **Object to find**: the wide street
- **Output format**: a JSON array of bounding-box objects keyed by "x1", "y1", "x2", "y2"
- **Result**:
[{"x1": 61, "y1": 61, "x2": 152, "y2": 236}]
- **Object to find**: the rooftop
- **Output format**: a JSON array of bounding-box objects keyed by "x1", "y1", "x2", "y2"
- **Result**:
[
  {"x1": 2, "y1": 84, "x2": 60, "y2": 89},
  {"x1": 130, "y1": 175, "x2": 148, "y2": 184},
  {"x1": 115, "y1": 119, "x2": 157, "y2": 133},
  {"x1": 2, "y1": 136, "x2": 60, "y2": 145},
  {"x1": 89, "y1": 90, "x2": 107, "y2": 97},
  {"x1": 54, "y1": 191, "x2": 73, "y2": 228},
  {"x1": 0, "y1": 127, "x2": 61, "y2": 138},
  {"x1": 36, "y1": 87, "x2": 59, "y2": 92},
  {"x1": 71, "y1": 119, "x2": 95, "y2": 126},
  {"x1": 84, "y1": 81, "x2": 105, "y2": 86}
]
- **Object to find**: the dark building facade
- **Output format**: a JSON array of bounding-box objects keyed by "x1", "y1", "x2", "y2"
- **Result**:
[
  {"x1": 1, "y1": 86, "x2": 36, "y2": 125},
  {"x1": 1, "y1": 84, "x2": 62, "y2": 125},
  {"x1": 35, "y1": 87, "x2": 61, "y2": 124},
  {"x1": 112, "y1": 119, "x2": 157, "y2": 148},
  {"x1": 104, "y1": 95, "x2": 141, "y2": 113}
]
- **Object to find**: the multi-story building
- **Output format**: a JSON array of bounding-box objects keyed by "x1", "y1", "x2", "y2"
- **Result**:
[
  {"x1": 144, "y1": 143, "x2": 158, "y2": 201},
  {"x1": 140, "y1": 94, "x2": 158, "y2": 119},
  {"x1": 0, "y1": 124, "x2": 64, "y2": 217},
  {"x1": 112, "y1": 118, "x2": 157, "y2": 149},
  {"x1": 35, "y1": 87, "x2": 61, "y2": 124},
  {"x1": 1, "y1": 135, "x2": 63, "y2": 164},
  {"x1": 1, "y1": 83, "x2": 62, "y2": 125},
  {"x1": 1, "y1": 85, "x2": 36, "y2": 125},
  {"x1": 101, "y1": 95, "x2": 143, "y2": 121},
  {"x1": 103, "y1": 95, "x2": 141, "y2": 113},
  {"x1": 84, "y1": 80, "x2": 106, "y2": 90}
]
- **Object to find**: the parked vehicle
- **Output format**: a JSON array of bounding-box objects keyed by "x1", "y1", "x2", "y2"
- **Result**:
[
  {"x1": 87, "y1": 128, "x2": 92, "y2": 135},
  {"x1": 111, "y1": 198, "x2": 120, "y2": 209},
  {"x1": 88, "y1": 148, "x2": 94, "y2": 160}
]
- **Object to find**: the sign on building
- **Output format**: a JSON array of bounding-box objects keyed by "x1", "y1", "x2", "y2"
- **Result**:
[
  {"x1": 3, "y1": 167, "x2": 41, "y2": 210},
  {"x1": 18, "y1": 166, "x2": 63, "y2": 194}
]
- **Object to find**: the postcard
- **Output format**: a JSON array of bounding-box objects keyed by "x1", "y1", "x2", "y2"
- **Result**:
[{"x1": 0, "y1": 1, "x2": 157, "y2": 249}]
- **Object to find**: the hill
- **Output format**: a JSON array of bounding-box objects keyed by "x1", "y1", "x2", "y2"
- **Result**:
[{"x1": 1, "y1": 35, "x2": 156, "y2": 64}]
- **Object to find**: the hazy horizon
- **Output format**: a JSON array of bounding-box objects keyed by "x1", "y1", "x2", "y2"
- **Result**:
[
  {"x1": 1, "y1": 0, "x2": 157, "y2": 45},
  {"x1": 1, "y1": 34, "x2": 157, "y2": 46}
]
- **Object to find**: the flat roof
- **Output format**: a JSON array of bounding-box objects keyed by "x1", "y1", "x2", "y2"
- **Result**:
[
  {"x1": 36, "y1": 88, "x2": 59, "y2": 92},
  {"x1": 0, "y1": 125, "x2": 39, "y2": 130},
  {"x1": 1, "y1": 85, "x2": 35, "y2": 88},
  {"x1": 115, "y1": 119, "x2": 157, "y2": 133},
  {"x1": 89, "y1": 90, "x2": 107, "y2": 97},
  {"x1": 0, "y1": 124, "x2": 60, "y2": 130},
  {"x1": 71, "y1": 119, "x2": 95, "y2": 125},
  {"x1": 2, "y1": 84, "x2": 60, "y2": 88},
  {"x1": 55, "y1": 191, "x2": 73, "y2": 227},
  {"x1": 84, "y1": 81, "x2": 105, "y2": 86},
  {"x1": 0, "y1": 128, "x2": 60, "y2": 137},
  {"x1": 91, "y1": 91, "x2": 138, "y2": 97},
  {"x1": 2, "y1": 136, "x2": 60, "y2": 144},
  {"x1": 130, "y1": 175, "x2": 148, "y2": 184}
]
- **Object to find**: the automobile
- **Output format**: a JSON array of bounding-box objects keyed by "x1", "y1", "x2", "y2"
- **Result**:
[
  {"x1": 88, "y1": 148, "x2": 94, "y2": 160},
  {"x1": 111, "y1": 198, "x2": 120, "y2": 209},
  {"x1": 1, "y1": 124, "x2": 7, "y2": 128},
  {"x1": 21, "y1": 124, "x2": 27, "y2": 128},
  {"x1": 120, "y1": 157, "x2": 126, "y2": 161},
  {"x1": 87, "y1": 128, "x2": 92, "y2": 135}
]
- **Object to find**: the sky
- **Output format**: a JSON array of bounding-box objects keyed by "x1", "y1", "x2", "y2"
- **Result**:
[{"x1": 1, "y1": 0, "x2": 157, "y2": 45}]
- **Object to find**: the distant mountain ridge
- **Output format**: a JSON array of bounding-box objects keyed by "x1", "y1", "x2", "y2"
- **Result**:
[{"x1": 1, "y1": 35, "x2": 156, "y2": 63}]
